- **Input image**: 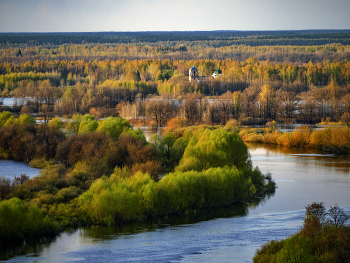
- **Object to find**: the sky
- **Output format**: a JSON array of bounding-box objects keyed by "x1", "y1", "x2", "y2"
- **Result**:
[{"x1": 0, "y1": 0, "x2": 350, "y2": 32}]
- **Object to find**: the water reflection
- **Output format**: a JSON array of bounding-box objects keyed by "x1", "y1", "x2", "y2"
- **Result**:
[
  {"x1": 247, "y1": 142, "x2": 350, "y2": 215},
  {"x1": 246, "y1": 142, "x2": 322, "y2": 154},
  {"x1": 0, "y1": 237, "x2": 56, "y2": 261},
  {"x1": 247, "y1": 191, "x2": 276, "y2": 211},
  {"x1": 81, "y1": 204, "x2": 249, "y2": 241},
  {"x1": 135, "y1": 126, "x2": 164, "y2": 141},
  {"x1": 1, "y1": 204, "x2": 249, "y2": 261},
  {"x1": 246, "y1": 142, "x2": 350, "y2": 173}
]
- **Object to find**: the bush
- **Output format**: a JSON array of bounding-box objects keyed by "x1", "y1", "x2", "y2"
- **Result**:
[
  {"x1": 97, "y1": 117, "x2": 132, "y2": 140},
  {"x1": 0, "y1": 198, "x2": 58, "y2": 243},
  {"x1": 243, "y1": 133, "x2": 264, "y2": 142},
  {"x1": 78, "y1": 162, "x2": 270, "y2": 225},
  {"x1": 29, "y1": 158, "x2": 54, "y2": 168},
  {"x1": 176, "y1": 128, "x2": 251, "y2": 172},
  {"x1": 253, "y1": 239, "x2": 284, "y2": 263},
  {"x1": 262, "y1": 131, "x2": 281, "y2": 144}
]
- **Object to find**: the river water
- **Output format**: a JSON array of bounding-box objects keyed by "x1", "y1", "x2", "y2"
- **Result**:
[
  {"x1": 0, "y1": 160, "x2": 41, "y2": 179},
  {"x1": 1, "y1": 144, "x2": 350, "y2": 263}
]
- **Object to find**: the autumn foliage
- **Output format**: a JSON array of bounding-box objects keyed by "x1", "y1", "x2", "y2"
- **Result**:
[{"x1": 240, "y1": 126, "x2": 350, "y2": 154}]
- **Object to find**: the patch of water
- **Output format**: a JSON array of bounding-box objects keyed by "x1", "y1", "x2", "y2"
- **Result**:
[{"x1": 0, "y1": 160, "x2": 41, "y2": 179}]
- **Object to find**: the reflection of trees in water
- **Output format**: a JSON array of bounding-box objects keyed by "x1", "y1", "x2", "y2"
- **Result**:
[
  {"x1": 0, "y1": 236, "x2": 56, "y2": 261},
  {"x1": 246, "y1": 142, "x2": 319, "y2": 154},
  {"x1": 3, "y1": 198, "x2": 275, "y2": 258},
  {"x1": 81, "y1": 193, "x2": 276, "y2": 241},
  {"x1": 247, "y1": 142, "x2": 350, "y2": 173},
  {"x1": 248, "y1": 191, "x2": 276, "y2": 211},
  {"x1": 81, "y1": 204, "x2": 248, "y2": 241},
  {"x1": 296, "y1": 155, "x2": 350, "y2": 173}
]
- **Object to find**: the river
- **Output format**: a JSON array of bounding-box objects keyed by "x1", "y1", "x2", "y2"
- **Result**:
[{"x1": 1, "y1": 144, "x2": 350, "y2": 262}]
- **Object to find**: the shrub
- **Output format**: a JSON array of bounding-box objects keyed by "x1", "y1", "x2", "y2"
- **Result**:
[
  {"x1": 176, "y1": 128, "x2": 251, "y2": 172},
  {"x1": 0, "y1": 198, "x2": 58, "y2": 242},
  {"x1": 262, "y1": 131, "x2": 281, "y2": 144}
]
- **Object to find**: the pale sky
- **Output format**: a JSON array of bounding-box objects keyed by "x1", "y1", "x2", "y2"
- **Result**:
[{"x1": 0, "y1": 0, "x2": 349, "y2": 32}]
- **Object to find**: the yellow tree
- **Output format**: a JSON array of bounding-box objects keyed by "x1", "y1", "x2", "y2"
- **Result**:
[{"x1": 259, "y1": 85, "x2": 276, "y2": 120}]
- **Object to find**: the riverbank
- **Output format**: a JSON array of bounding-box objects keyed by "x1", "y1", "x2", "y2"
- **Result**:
[{"x1": 239, "y1": 125, "x2": 350, "y2": 155}]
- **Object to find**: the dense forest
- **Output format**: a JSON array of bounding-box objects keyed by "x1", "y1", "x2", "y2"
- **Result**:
[{"x1": 1, "y1": 30, "x2": 350, "y2": 47}]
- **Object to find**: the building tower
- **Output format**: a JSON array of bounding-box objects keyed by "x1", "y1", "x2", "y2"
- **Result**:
[{"x1": 189, "y1": 65, "x2": 199, "y2": 82}]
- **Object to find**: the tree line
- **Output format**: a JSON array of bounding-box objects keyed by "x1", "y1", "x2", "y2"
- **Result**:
[
  {"x1": 1, "y1": 30, "x2": 350, "y2": 47},
  {"x1": 1, "y1": 43, "x2": 350, "y2": 63},
  {"x1": 1, "y1": 57, "x2": 350, "y2": 89},
  {"x1": 240, "y1": 125, "x2": 350, "y2": 155}
]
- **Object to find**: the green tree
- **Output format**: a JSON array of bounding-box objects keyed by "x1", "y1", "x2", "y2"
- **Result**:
[
  {"x1": 16, "y1": 49, "x2": 22, "y2": 57},
  {"x1": 176, "y1": 129, "x2": 251, "y2": 172},
  {"x1": 276, "y1": 235, "x2": 315, "y2": 263},
  {"x1": 78, "y1": 114, "x2": 98, "y2": 134},
  {"x1": 0, "y1": 111, "x2": 13, "y2": 127},
  {"x1": 97, "y1": 117, "x2": 132, "y2": 140}
]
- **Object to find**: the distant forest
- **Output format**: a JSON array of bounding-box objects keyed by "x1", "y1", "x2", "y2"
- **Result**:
[{"x1": 1, "y1": 30, "x2": 350, "y2": 47}]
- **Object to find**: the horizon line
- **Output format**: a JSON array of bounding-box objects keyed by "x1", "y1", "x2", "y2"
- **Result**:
[{"x1": 1, "y1": 29, "x2": 350, "y2": 34}]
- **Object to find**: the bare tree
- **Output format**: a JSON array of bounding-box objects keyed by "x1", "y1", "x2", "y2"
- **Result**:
[
  {"x1": 146, "y1": 99, "x2": 177, "y2": 127},
  {"x1": 276, "y1": 90, "x2": 298, "y2": 120},
  {"x1": 300, "y1": 97, "x2": 317, "y2": 124},
  {"x1": 217, "y1": 92, "x2": 233, "y2": 124},
  {"x1": 327, "y1": 205, "x2": 350, "y2": 228},
  {"x1": 0, "y1": 176, "x2": 12, "y2": 200},
  {"x1": 181, "y1": 93, "x2": 203, "y2": 124},
  {"x1": 305, "y1": 202, "x2": 349, "y2": 228},
  {"x1": 241, "y1": 85, "x2": 260, "y2": 118}
]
